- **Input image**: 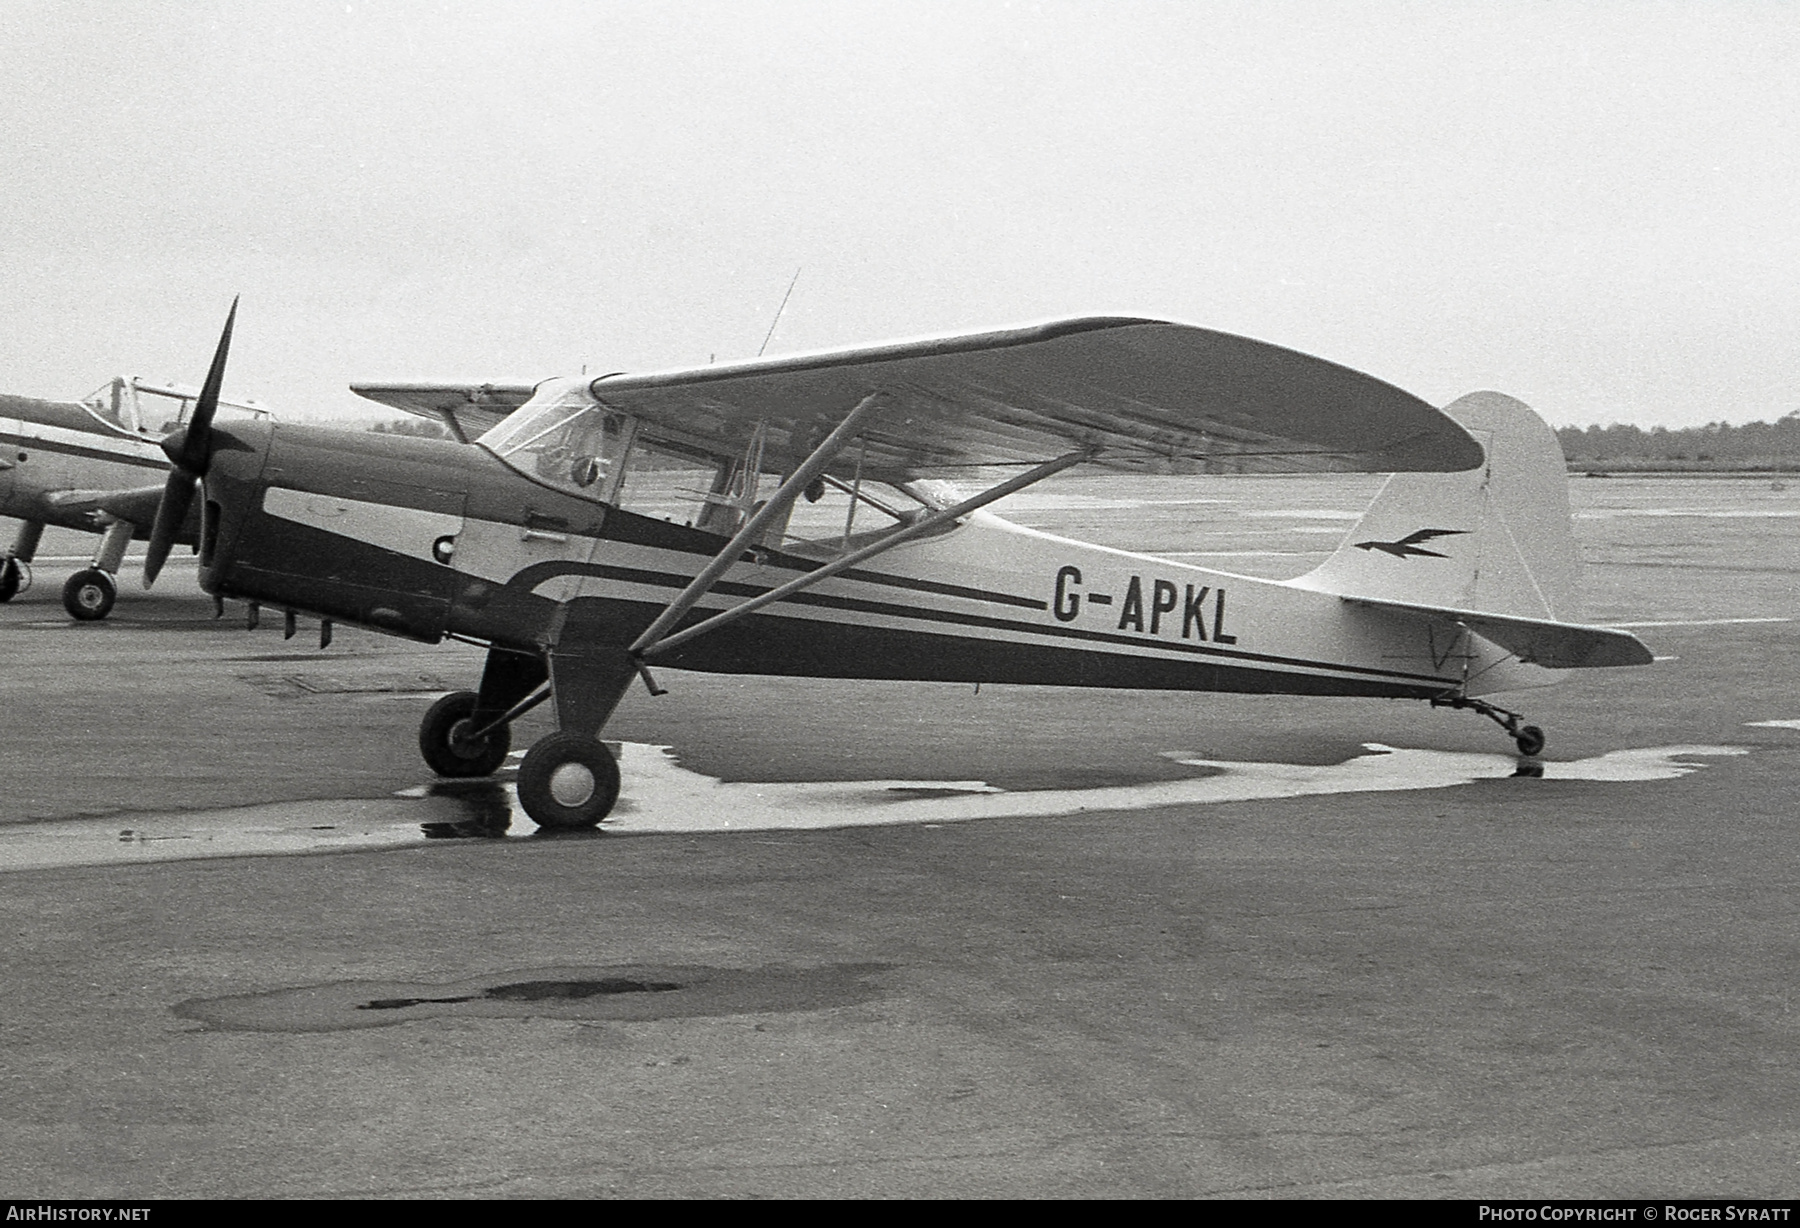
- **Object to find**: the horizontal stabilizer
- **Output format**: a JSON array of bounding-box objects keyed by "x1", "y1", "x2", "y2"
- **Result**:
[{"x1": 1345, "y1": 596, "x2": 1653, "y2": 668}]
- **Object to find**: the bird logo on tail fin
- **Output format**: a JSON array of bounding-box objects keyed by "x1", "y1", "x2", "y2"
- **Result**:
[{"x1": 1352, "y1": 528, "x2": 1468, "y2": 559}]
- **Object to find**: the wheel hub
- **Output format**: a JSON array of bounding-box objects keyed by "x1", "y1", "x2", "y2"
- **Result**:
[
  {"x1": 548, "y1": 762, "x2": 597, "y2": 808},
  {"x1": 446, "y1": 719, "x2": 485, "y2": 758}
]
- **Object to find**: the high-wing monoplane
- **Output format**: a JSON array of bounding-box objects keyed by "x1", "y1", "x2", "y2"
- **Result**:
[
  {"x1": 0, "y1": 374, "x2": 273, "y2": 618},
  {"x1": 142, "y1": 304, "x2": 1652, "y2": 831}
]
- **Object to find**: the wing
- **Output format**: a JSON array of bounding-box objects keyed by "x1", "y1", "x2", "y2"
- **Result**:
[
  {"x1": 42, "y1": 485, "x2": 199, "y2": 541},
  {"x1": 350, "y1": 382, "x2": 538, "y2": 444},
  {"x1": 572, "y1": 317, "x2": 1482, "y2": 478},
  {"x1": 46, "y1": 485, "x2": 165, "y2": 524}
]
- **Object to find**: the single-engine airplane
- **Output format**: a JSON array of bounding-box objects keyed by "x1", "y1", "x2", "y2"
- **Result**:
[
  {"x1": 141, "y1": 302, "x2": 1652, "y2": 831},
  {"x1": 1, "y1": 374, "x2": 272, "y2": 618}
]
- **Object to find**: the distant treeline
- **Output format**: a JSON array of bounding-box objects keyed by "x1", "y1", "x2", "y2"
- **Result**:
[
  {"x1": 369, "y1": 418, "x2": 452, "y2": 438},
  {"x1": 1557, "y1": 413, "x2": 1800, "y2": 471}
]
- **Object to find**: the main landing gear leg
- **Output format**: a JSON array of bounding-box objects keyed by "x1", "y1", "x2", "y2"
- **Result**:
[
  {"x1": 1432, "y1": 694, "x2": 1547, "y2": 757},
  {"x1": 1, "y1": 520, "x2": 43, "y2": 603},
  {"x1": 63, "y1": 517, "x2": 134, "y2": 621},
  {"x1": 512, "y1": 648, "x2": 635, "y2": 831},
  {"x1": 418, "y1": 646, "x2": 548, "y2": 777}
]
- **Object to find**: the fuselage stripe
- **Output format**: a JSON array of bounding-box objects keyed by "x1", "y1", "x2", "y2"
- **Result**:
[
  {"x1": 785, "y1": 558, "x2": 1047, "y2": 609},
  {"x1": 682, "y1": 541, "x2": 1049, "y2": 610},
  {"x1": 0, "y1": 431, "x2": 166, "y2": 469},
  {"x1": 550, "y1": 559, "x2": 1449, "y2": 685}
]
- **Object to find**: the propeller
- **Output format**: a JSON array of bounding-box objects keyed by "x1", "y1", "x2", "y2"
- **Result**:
[{"x1": 144, "y1": 297, "x2": 237, "y2": 588}]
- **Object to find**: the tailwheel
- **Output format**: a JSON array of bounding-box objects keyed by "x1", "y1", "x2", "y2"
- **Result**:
[
  {"x1": 418, "y1": 690, "x2": 511, "y2": 777},
  {"x1": 62, "y1": 568, "x2": 116, "y2": 621},
  {"x1": 0, "y1": 557, "x2": 25, "y2": 602},
  {"x1": 1431, "y1": 694, "x2": 1546, "y2": 757},
  {"x1": 516, "y1": 732, "x2": 620, "y2": 830}
]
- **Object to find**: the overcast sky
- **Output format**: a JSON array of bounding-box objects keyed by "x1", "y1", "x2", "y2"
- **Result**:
[{"x1": 3, "y1": 1, "x2": 1796, "y2": 428}]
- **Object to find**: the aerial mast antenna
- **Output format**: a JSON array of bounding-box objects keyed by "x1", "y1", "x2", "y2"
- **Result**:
[{"x1": 757, "y1": 267, "x2": 803, "y2": 357}]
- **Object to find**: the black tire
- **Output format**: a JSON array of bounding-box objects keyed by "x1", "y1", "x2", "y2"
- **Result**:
[
  {"x1": 0, "y1": 558, "x2": 20, "y2": 603},
  {"x1": 516, "y1": 732, "x2": 620, "y2": 830},
  {"x1": 418, "y1": 690, "x2": 511, "y2": 777},
  {"x1": 63, "y1": 568, "x2": 116, "y2": 621},
  {"x1": 1514, "y1": 725, "x2": 1546, "y2": 757}
]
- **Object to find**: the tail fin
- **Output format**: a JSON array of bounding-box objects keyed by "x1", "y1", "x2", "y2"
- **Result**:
[{"x1": 1292, "y1": 391, "x2": 1578, "y2": 620}]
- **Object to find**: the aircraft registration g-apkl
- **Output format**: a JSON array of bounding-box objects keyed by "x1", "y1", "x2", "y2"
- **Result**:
[
  {"x1": 139, "y1": 302, "x2": 1652, "y2": 832},
  {"x1": 0, "y1": 374, "x2": 273, "y2": 619}
]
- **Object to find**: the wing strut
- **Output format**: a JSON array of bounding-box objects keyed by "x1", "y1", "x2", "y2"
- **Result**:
[
  {"x1": 634, "y1": 447, "x2": 1091, "y2": 665},
  {"x1": 626, "y1": 391, "x2": 888, "y2": 662}
]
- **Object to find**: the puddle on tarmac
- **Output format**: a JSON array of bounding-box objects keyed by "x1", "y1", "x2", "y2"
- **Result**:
[
  {"x1": 173, "y1": 962, "x2": 892, "y2": 1032},
  {"x1": 0, "y1": 741, "x2": 1747, "y2": 872}
]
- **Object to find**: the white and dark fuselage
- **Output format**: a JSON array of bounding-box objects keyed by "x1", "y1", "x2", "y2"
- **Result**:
[
  {"x1": 0, "y1": 394, "x2": 170, "y2": 532},
  {"x1": 195, "y1": 421, "x2": 1535, "y2": 702},
  {"x1": 125, "y1": 314, "x2": 1642, "y2": 830},
  {"x1": 0, "y1": 393, "x2": 192, "y2": 615}
]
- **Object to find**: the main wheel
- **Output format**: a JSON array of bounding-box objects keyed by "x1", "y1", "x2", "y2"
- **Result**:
[
  {"x1": 1514, "y1": 725, "x2": 1546, "y2": 757},
  {"x1": 516, "y1": 732, "x2": 620, "y2": 830},
  {"x1": 63, "y1": 568, "x2": 116, "y2": 621},
  {"x1": 0, "y1": 558, "x2": 22, "y2": 603},
  {"x1": 418, "y1": 690, "x2": 511, "y2": 777}
]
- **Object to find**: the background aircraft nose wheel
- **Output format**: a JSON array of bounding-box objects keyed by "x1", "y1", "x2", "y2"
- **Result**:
[
  {"x1": 516, "y1": 732, "x2": 620, "y2": 830},
  {"x1": 418, "y1": 690, "x2": 512, "y2": 777},
  {"x1": 0, "y1": 557, "x2": 26, "y2": 602},
  {"x1": 62, "y1": 568, "x2": 116, "y2": 621}
]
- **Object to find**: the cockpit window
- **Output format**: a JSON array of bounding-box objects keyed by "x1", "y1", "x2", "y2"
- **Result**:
[
  {"x1": 79, "y1": 377, "x2": 275, "y2": 437},
  {"x1": 478, "y1": 378, "x2": 636, "y2": 503},
  {"x1": 80, "y1": 379, "x2": 149, "y2": 433},
  {"x1": 478, "y1": 377, "x2": 927, "y2": 548}
]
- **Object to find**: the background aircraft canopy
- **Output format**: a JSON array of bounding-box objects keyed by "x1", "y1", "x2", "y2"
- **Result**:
[{"x1": 81, "y1": 375, "x2": 276, "y2": 438}]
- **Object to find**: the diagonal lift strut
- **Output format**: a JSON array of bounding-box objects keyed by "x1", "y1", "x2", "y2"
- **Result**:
[
  {"x1": 625, "y1": 390, "x2": 889, "y2": 664},
  {"x1": 633, "y1": 447, "x2": 1092, "y2": 665}
]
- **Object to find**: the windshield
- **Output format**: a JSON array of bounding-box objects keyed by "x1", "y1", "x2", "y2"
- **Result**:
[
  {"x1": 478, "y1": 377, "x2": 926, "y2": 546},
  {"x1": 478, "y1": 377, "x2": 636, "y2": 501}
]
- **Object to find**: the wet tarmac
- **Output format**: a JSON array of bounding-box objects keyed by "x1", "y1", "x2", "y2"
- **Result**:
[
  {"x1": 0, "y1": 740, "x2": 1751, "y2": 870},
  {"x1": 2, "y1": 478, "x2": 1798, "y2": 1197},
  {"x1": 175, "y1": 963, "x2": 890, "y2": 1032}
]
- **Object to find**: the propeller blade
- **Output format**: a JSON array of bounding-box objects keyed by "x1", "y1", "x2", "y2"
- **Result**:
[
  {"x1": 144, "y1": 297, "x2": 237, "y2": 589},
  {"x1": 142, "y1": 468, "x2": 196, "y2": 588},
  {"x1": 168, "y1": 295, "x2": 238, "y2": 474}
]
